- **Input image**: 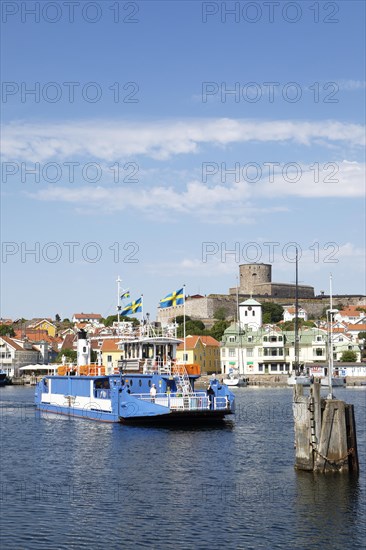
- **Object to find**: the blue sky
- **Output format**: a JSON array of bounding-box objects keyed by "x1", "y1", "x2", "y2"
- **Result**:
[{"x1": 1, "y1": 0, "x2": 365, "y2": 320}]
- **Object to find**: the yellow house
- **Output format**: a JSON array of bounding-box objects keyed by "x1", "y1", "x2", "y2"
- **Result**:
[
  {"x1": 101, "y1": 338, "x2": 123, "y2": 374},
  {"x1": 176, "y1": 335, "x2": 220, "y2": 374},
  {"x1": 31, "y1": 319, "x2": 57, "y2": 337}
]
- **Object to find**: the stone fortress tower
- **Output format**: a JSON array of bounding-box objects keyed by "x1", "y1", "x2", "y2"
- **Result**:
[
  {"x1": 239, "y1": 264, "x2": 272, "y2": 295},
  {"x1": 234, "y1": 263, "x2": 314, "y2": 299}
]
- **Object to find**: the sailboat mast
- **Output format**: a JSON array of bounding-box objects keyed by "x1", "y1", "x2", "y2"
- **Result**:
[
  {"x1": 294, "y1": 248, "x2": 299, "y2": 374},
  {"x1": 327, "y1": 274, "x2": 334, "y2": 398}
]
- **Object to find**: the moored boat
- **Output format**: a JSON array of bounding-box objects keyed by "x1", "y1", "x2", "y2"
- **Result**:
[
  {"x1": 223, "y1": 368, "x2": 248, "y2": 387},
  {"x1": 0, "y1": 370, "x2": 7, "y2": 387}
]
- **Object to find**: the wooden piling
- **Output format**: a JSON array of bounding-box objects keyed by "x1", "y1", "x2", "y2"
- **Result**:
[{"x1": 293, "y1": 382, "x2": 359, "y2": 473}]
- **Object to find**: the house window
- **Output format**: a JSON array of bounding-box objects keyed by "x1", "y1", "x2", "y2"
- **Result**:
[
  {"x1": 183, "y1": 353, "x2": 188, "y2": 362},
  {"x1": 245, "y1": 311, "x2": 248, "y2": 316},
  {"x1": 222, "y1": 349, "x2": 226, "y2": 357},
  {"x1": 271, "y1": 364, "x2": 278, "y2": 371},
  {"x1": 315, "y1": 348, "x2": 323, "y2": 356},
  {"x1": 248, "y1": 336, "x2": 252, "y2": 342},
  {"x1": 263, "y1": 336, "x2": 268, "y2": 342},
  {"x1": 229, "y1": 349, "x2": 235, "y2": 357},
  {"x1": 258, "y1": 347, "x2": 263, "y2": 356},
  {"x1": 107, "y1": 355, "x2": 112, "y2": 362},
  {"x1": 246, "y1": 349, "x2": 253, "y2": 357},
  {"x1": 252, "y1": 311, "x2": 255, "y2": 316}
]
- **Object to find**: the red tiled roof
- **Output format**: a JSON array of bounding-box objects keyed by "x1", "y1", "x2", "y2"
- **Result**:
[
  {"x1": 0, "y1": 336, "x2": 24, "y2": 351},
  {"x1": 61, "y1": 334, "x2": 76, "y2": 350},
  {"x1": 177, "y1": 335, "x2": 220, "y2": 350},
  {"x1": 338, "y1": 306, "x2": 365, "y2": 317},
  {"x1": 13, "y1": 329, "x2": 62, "y2": 344},
  {"x1": 73, "y1": 313, "x2": 102, "y2": 319},
  {"x1": 101, "y1": 338, "x2": 120, "y2": 352},
  {"x1": 347, "y1": 324, "x2": 366, "y2": 332}
]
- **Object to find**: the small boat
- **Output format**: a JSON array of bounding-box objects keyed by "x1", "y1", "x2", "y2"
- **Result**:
[
  {"x1": 223, "y1": 368, "x2": 247, "y2": 387},
  {"x1": 0, "y1": 370, "x2": 7, "y2": 387},
  {"x1": 35, "y1": 327, "x2": 235, "y2": 424},
  {"x1": 321, "y1": 376, "x2": 346, "y2": 387}
]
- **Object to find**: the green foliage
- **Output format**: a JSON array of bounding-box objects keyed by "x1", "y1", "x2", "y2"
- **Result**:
[
  {"x1": 0, "y1": 325, "x2": 15, "y2": 337},
  {"x1": 262, "y1": 313, "x2": 271, "y2": 324},
  {"x1": 175, "y1": 315, "x2": 191, "y2": 325},
  {"x1": 177, "y1": 319, "x2": 205, "y2": 337},
  {"x1": 62, "y1": 318, "x2": 71, "y2": 323},
  {"x1": 340, "y1": 350, "x2": 357, "y2": 362},
  {"x1": 55, "y1": 314, "x2": 61, "y2": 323},
  {"x1": 55, "y1": 348, "x2": 77, "y2": 363},
  {"x1": 213, "y1": 307, "x2": 227, "y2": 321},
  {"x1": 358, "y1": 332, "x2": 366, "y2": 340},
  {"x1": 356, "y1": 307, "x2": 366, "y2": 313},
  {"x1": 209, "y1": 320, "x2": 230, "y2": 341},
  {"x1": 261, "y1": 302, "x2": 284, "y2": 323},
  {"x1": 280, "y1": 320, "x2": 316, "y2": 331},
  {"x1": 104, "y1": 314, "x2": 118, "y2": 327}
]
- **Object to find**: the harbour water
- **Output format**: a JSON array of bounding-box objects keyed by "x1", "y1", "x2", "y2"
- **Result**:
[{"x1": 0, "y1": 386, "x2": 365, "y2": 549}]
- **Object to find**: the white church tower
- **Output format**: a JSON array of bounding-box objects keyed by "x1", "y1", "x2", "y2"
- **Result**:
[{"x1": 239, "y1": 298, "x2": 262, "y2": 330}]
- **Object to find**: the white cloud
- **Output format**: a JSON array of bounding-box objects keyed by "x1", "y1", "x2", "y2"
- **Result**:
[
  {"x1": 2, "y1": 118, "x2": 365, "y2": 163},
  {"x1": 26, "y1": 160, "x2": 365, "y2": 224}
]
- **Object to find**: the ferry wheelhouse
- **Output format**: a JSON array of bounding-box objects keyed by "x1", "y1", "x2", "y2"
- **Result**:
[{"x1": 35, "y1": 325, "x2": 235, "y2": 423}]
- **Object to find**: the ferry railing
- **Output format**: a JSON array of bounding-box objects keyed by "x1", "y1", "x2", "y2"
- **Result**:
[
  {"x1": 213, "y1": 396, "x2": 229, "y2": 410},
  {"x1": 132, "y1": 392, "x2": 210, "y2": 411}
]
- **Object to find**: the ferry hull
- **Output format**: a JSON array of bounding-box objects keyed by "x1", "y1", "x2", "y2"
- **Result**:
[{"x1": 35, "y1": 402, "x2": 233, "y2": 424}]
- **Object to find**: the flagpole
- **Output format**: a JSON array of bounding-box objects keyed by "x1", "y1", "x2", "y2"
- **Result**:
[
  {"x1": 117, "y1": 275, "x2": 121, "y2": 327},
  {"x1": 183, "y1": 285, "x2": 186, "y2": 362},
  {"x1": 141, "y1": 294, "x2": 144, "y2": 325}
]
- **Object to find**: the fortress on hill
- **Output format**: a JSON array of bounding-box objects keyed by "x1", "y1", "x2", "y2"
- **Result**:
[
  {"x1": 229, "y1": 263, "x2": 314, "y2": 299},
  {"x1": 157, "y1": 263, "x2": 365, "y2": 325}
]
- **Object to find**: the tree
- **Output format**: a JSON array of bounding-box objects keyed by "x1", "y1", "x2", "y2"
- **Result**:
[
  {"x1": 175, "y1": 315, "x2": 191, "y2": 325},
  {"x1": 340, "y1": 350, "x2": 357, "y2": 362},
  {"x1": 213, "y1": 307, "x2": 227, "y2": 321},
  {"x1": 177, "y1": 319, "x2": 205, "y2": 337},
  {"x1": 0, "y1": 325, "x2": 15, "y2": 337},
  {"x1": 209, "y1": 320, "x2": 230, "y2": 342},
  {"x1": 55, "y1": 313, "x2": 61, "y2": 323},
  {"x1": 261, "y1": 302, "x2": 284, "y2": 323},
  {"x1": 358, "y1": 331, "x2": 366, "y2": 340}
]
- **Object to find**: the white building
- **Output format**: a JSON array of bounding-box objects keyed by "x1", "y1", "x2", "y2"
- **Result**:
[
  {"x1": 239, "y1": 298, "x2": 262, "y2": 330},
  {"x1": 0, "y1": 336, "x2": 42, "y2": 378},
  {"x1": 283, "y1": 305, "x2": 308, "y2": 322},
  {"x1": 220, "y1": 325, "x2": 361, "y2": 377}
]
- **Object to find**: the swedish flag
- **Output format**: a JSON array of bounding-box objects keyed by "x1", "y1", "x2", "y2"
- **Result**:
[
  {"x1": 121, "y1": 290, "x2": 130, "y2": 300},
  {"x1": 121, "y1": 297, "x2": 142, "y2": 316},
  {"x1": 159, "y1": 288, "x2": 184, "y2": 308}
]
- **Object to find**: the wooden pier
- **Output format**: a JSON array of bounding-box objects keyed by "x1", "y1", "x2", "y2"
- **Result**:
[{"x1": 293, "y1": 380, "x2": 359, "y2": 473}]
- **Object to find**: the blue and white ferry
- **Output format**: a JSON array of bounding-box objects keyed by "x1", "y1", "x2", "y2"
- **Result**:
[{"x1": 35, "y1": 326, "x2": 235, "y2": 424}]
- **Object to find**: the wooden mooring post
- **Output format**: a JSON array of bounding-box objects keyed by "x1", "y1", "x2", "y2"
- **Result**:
[{"x1": 293, "y1": 380, "x2": 359, "y2": 473}]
